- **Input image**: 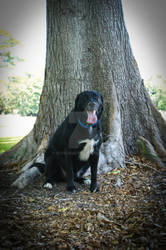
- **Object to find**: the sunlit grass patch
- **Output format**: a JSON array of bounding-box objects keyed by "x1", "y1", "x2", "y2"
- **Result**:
[{"x1": 0, "y1": 136, "x2": 23, "y2": 154}]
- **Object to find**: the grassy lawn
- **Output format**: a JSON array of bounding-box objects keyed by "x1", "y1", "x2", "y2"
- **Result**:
[
  {"x1": 0, "y1": 115, "x2": 36, "y2": 154},
  {"x1": 0, "y1": 136, "x2": 23, "y2": 154}
]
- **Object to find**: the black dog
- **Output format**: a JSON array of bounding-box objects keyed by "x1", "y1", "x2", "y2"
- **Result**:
[{"x1": 42, "y1": 90, "x2": 103, "y2": 193}]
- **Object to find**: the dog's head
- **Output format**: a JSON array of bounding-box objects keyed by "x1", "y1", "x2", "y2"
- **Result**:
[{"x1": 74, "y1": 90, "x2": 103, "y2": 125}]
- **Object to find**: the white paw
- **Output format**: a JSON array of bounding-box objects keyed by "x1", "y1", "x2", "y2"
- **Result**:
[
  {"x1": 84, "y1": 179, "x2": 91, "y2": 185},
  {"x1": 43, "y1": 183, "x2": 53, "y2": 189}
]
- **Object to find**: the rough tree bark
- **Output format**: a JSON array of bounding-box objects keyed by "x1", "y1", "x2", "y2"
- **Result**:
[{"x1": 1, "y1": 0, "x2": 166, "y2": 188}]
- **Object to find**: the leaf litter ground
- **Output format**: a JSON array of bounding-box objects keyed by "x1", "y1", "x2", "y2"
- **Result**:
[{"x1": 0, "y1": 157, "x2": 166, "y2": 249}]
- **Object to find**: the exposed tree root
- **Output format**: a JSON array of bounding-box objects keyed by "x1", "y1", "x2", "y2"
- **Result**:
[
  {"x1": 11, "y1": 132, "x2": 49, "y2": 189},
  {"x1": 11, "y1": 152, "x2": 45, "y2": 189},
  {"x1": 0, "y1": 130, "x2": 37, "y2": 169},
  {"x1": 137, "y1": 136, "x2": 166, "y2": 170},
  {"x1": 3, "y1": 132, "x2": 166, "y2": 190},
  {"x1": 11, "y1": 166, "x2": 42, "y2": 189}
]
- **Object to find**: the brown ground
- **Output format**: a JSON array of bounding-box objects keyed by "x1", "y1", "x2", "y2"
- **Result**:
[{"x1": 0, "y1": 157, "x2": 166, "y2": 249}]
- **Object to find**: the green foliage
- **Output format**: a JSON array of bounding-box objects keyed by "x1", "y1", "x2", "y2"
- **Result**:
[
  {"x1": 0, "y1": 92, "x2": 6, "y2": 113},
  {"x1": 145, "y1": 76, "x2": 166, "y2": 111},
  {"x1": 158, "y1": 97, "x2": 166, "y2": 110},
  {"x1": 0, "y1": 30, "x2": 23, "y2": 67},
  {"x1": 0, "y1": 30, "x2": 42, "y2": 116},
  {"x1": 0, "y1": 74, "x2": 43, "y2": 116}
]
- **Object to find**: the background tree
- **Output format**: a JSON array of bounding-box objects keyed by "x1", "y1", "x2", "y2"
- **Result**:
[
  {"x1": 1, "y1": 0, "x2": 166, "y2": 188},
  {"x1": 145, "y1": 76, "x2": 166, "y2": 111},
  {"x1": 0, "y1": 30, "x2": 23, "y2": 68},
  {"x1": 0, "y1": 74, "x2": 43, "y2": 116},
  {"x1": 0, "y1": 31, "x2": 42, "y2": 116}
]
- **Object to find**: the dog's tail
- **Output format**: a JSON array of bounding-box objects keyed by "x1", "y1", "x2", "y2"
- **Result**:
[{"x1": 11, "y1": 163, "x2": 46, "y2": 189}]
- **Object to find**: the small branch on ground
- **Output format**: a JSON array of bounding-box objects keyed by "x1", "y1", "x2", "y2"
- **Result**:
[{"x1": 125, "y1": 160, "x2": 161, "y2": 174}]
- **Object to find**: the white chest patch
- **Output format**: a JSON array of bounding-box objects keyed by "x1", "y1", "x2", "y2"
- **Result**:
[{"x1": 79, "y1": 139, "x2": 95, "y2": 161}]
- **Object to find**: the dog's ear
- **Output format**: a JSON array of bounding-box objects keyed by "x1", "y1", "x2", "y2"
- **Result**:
[{"x1": 74, "y1": 93, "x2": 81, "y2": 111}]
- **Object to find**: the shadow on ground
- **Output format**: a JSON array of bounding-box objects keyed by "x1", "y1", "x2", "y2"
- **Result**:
[{"x1": 0, "y1": 157, "x2": 166, "y2": 249}]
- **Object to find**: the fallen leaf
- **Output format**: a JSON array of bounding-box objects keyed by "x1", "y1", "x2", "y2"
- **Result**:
[
  {"x1": 112, "y1": 170, "x2": 121, "y2": 175},
  {"x1": 29, "y1": 197, "x2": 35, "y2": 203},
  {"x1": 97, "y1": 212, "x2": 111, "y2": 224},
  {"x1": 84, "y1": 222, "x2": 94, "y2": 232},
  {"x1": 59, "y1": 207, "x2": 69, "y2": 212},
  {"x1": 90, "y1": 240, "x2": 100, "y2": 247},
  {"x1": 48, "y1": 206, "x2": 55, "y2": 211}
]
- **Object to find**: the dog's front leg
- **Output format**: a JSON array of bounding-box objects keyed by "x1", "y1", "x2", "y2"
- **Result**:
[
  {"x1": 89, "y1": 153, "x2": 99, "y2": 192},
  {"x1": 65, "y1": 154, "x2": 77, "y2": 193}
]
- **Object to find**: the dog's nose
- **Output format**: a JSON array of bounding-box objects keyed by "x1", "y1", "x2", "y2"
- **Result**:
[{"x1": 87, "y1": 102, "x2": 97, "y2": 111}]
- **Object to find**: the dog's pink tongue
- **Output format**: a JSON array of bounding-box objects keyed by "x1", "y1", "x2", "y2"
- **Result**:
[{"x1": 87, "y1": 111, "x2": 97, "y2": 124}]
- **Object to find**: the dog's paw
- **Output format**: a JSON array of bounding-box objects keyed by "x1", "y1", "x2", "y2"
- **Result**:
[
  {"x1": 67, "y1": 185, "x2": 77, "y2": 193},
  {"x1": 90, "y1": 184, "x2": 99, "y2": 193},
  {"x1": 84, "y1": 178, "x2": 91, "y2": 185},
  {"x1": 43, "y1": 182, "x2": 53, "y2": 189}
]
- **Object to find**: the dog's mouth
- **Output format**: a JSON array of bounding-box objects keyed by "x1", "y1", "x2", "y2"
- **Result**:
[{"x1": 87, "y1": 110, "x2": 97, "y2": 124}]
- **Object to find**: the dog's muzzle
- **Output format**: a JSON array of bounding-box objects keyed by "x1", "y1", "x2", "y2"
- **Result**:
[{"x1": 86, "y1": 102, "x2": 98, "y2": 124}]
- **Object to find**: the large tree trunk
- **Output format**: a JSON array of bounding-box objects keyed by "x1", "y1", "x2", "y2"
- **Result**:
[{"x1": 1, "y1": 0, "x2": 166, "y2": 188}]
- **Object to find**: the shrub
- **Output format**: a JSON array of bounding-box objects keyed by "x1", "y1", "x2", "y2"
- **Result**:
[
  {"x1": 0, "y1": 74, "x2": 43, "y2": 116},
  {"x1": 145, "y1": 76, "x2": 166, "y2": 111}
]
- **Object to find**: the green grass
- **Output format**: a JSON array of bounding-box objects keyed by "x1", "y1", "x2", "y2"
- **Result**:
[{"x1": 0, "y1": 136, "x2": 23, "y2": 154}]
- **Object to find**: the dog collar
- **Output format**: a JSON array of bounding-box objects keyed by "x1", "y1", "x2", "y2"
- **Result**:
[{"x1": 78, "y1": 119, "x2": 98, "y2": 129}]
